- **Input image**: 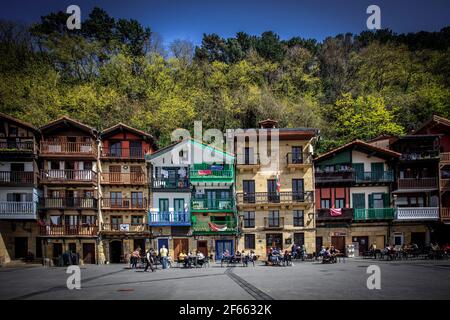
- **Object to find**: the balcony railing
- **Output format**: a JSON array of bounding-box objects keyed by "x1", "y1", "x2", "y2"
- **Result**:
[
  {"x1": 148, "y1": 212, "x2": 191, "y2": 226},
  {"x1": 400, "y1": 151, "x2": 440, "y2": 161},
  {"x1": 236, "y1": 191, "x2": 314, "y2": 205},
  {"x1": 101, "y1": 223, "x2": 148, "y2": 233},
  {"x1": 441, "y1": 152, "x2": 450, "y2": 163},
  {"x1": 315, "y1": 170, "x2": 355, "y2": 184},
  {"x1": 189, "y1": 164, "x2": 234, "y2": 182},
  {"x1": 192, "y1": 219, "x2": 238, "y2": 234},
  {"x1": 316, "y1": 208, "x2": 354, "y2": 221},
  {"x1": 263, "y1": 217, "x2": 285, "y2": 229},
  {"x1": 397, "y1": 178, "x2": 438, "y2": 189},
  {"x1": 236, "y1": 153, "x2": 260, "y2": 166},
  {"x1": 286, "y1": 152, "x2": 312, "y2": 165},
  {"x1": 151, "y1": 177, "x2": 190, "y2": 190},
  {"x1": 101, "y1": 147, "x2": 144, "y2": 159},
  {"x1": 40, "y1": 197, "x2": 98, "y2": 209},
  {"x1": 0, "y1": 140, "x2": 35, "y2": 153},
  {"x1": 395, "y1": 207, "x2": 439, "y2": 220},
  {"x1": 40, "y1": 141, "x2": 97, "y2": 157},
  {"x1": 0, "y1": 201, "x2": 36, "y2": 219},
  {"x1": 100, "y1": 172, "x2": 146, "y2": 184},
  {"x1": 355, "y1": 171, "x2": 394, "y2": 183},
  {"x1": 39, "y1": 224, "x2": 98, "y2": 236},
  {"x1": 191, "y1": 196, "x2": 234, "y2": 211},
  {"x1": 101, "y1": 198, "x2": 147, "y2": 210},
  {"x1": 353, "y1": 208, "x2": 395, "y2": 221},
  {"x1": 0, "y1": 171, "x2": 35, "y2": 185},
  {"x1": 40, "y1": 170, "x2": 97, "y2": 183},
  {"x1": 441, "y1": 208, "x2": 450, "y2": 220}
]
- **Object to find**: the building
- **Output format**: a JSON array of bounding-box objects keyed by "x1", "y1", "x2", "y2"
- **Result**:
[
  {"x1": 235, "y1": 120, "x2": 318, "y2": 258},
  {"x1": 98, "y1": 123, "x2": 155, "y2": 263},
  {"x1": 146, "y1": 139, "x2": 191, "y2": 259},
  {"x1": 314, "y1": 140, "x2": 399, "y2": 255},
  {"x1": 0, "y1": 113, "x2": 40, "y2": 264},
  {"x1": 37, "y1": 117, "x2": 99, "y2": 264}
]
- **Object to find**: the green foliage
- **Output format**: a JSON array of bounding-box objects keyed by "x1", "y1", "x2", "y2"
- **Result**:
[{"x1": 0, "y1": 8, "x2": 449, "y2": 154}]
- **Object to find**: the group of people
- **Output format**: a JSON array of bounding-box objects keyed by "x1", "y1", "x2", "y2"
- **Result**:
[
  {"x1": 222, "y1": 249, "x2": 256, "y2": 266},
  {"x1": 178, "y1": 250, "x2": 206, "y2": 267},
  {"x1": 267, "y1": 247, "x2": 292, "y2": 265},
  {"x1": 291, "y1": 243, "x2": 308, "y2": 260},
  {"x1": 317, "y1": 246, "x2": 341, "y2": 263},
  {"x1": 129, "y1": 245, "x2": 170, "y2": 272},
  {"x1": 380, "y1": 242, "x2": 450, "y2": 260}
]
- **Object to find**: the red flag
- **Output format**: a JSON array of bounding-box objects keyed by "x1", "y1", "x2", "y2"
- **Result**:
[
  {"x1": 276, "y1": 173, "x2": 281, "y2": 194},
  {"x1": 330, "y1": 208, "x2": 342, "y2": 216}
]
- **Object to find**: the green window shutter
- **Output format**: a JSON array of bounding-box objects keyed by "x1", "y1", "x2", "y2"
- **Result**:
[
  {"x1": 368, "y1": 194, "x2": 374, "y2": 208},
  {"x1": 353, "y1": 163, "x2": 364, "y2": 180},
  {"x1": 371, "y1": 162, "x2": 384, "y2": 180},
  {"x1": 382, "y1": 193, "x2": 389, "y2": 207},
  {"x1": 352, "y1": 193, "x2": 365, "y2": 209}
]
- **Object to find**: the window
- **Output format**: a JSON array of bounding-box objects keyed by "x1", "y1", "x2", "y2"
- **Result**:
[
  {"x1": 9, "y1": 126, "x2": 18, "y2": 136},
  {"x1": 131, "y1": 192, "x2": 143, "y2": 208},
  {"x1": 111, "y1": 216, "x2": 123, "y2": 230},
  {"x1": 110, "y1": 192, "x2": 122, "y2": 207},
  {"x1": 294, "y1": 233, "x2": 305, "y2": 246},
  {"x1": 267, "y1": 180, "x2": 279, "y2": 202},
  {"x1": 291, "y1": 146, "x2": 303, "y2": 164},
  {"x1": 292, "y1": 179, "x2": 304, "y2": 201},
  {"x1": 65, "y1": 215, "x2": 78, "y2": 227},
  {"x1": 243, "y1": 211, "x2": 255, "y2": 228},
  {"x1": 372, "y1": 193, "x2": 385, "y2": 208},
  {"x1": 244, "y1": 147, "x2": 255, "y2": 165},
  {"x1": 243, "y1": 180, "x2": 255, "y2": 203},
  {"x1": 244, "y1": 234, "x2": 255, "y2": 249},
  {"x1": 335, "y1": 198, "x2": 345, "y2": 209},
  {"x1": 109, "y1": 141, "x2": 122, "y2": 157},
  {"x1": 82, "y1": 215, "x2": 96, "y2": 225},
  {"x1": 129, "y1": 141, "x2": 142, "y2": 158},
  {"x1": 268, "y1": 210, "x2": 280, "y2": 227},
  {"x1": 159, "y1": 198, "x2": 169, "y2": 213},
  {"x1": 174, "y1": 199, "x2": 185, "y2": 213},
  {"x1": 131, "y1": 215, "x2": 144, "y2": 225},
  {"x1": 321, "y1": 199, "x2": 331, "y2": 209},
  {"x1": 394, "y1": 233, "x2": 403, "y2": 246},
  {"x1": 293, "y1": 210, "x2": 304, "y2": 227}
]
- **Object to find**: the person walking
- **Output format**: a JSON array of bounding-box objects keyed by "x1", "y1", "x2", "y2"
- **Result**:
[
  {"x1": 144, "y1": 248, "x2": 156, "y2": 272},
  {"x1": 160, "y1": 245, "x2": 168, "y2": 269}
]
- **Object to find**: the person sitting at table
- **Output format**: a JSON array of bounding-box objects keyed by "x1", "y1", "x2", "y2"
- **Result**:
[
  {"x1": 196, "y1": 251, "x2": 205, "y2": 266},
  {"x1": 283, "y1": 250, "x2": 291, "y2": 265},
  {"x1": 235, "y1": 251, "x2": 242, "y2": 263},
  {"x1": 271, "y1": 247, "x2": 282, "y2": 264},
  {"x1": 178, "y1": 251, "x2": 187, "y2": 267},
  {"x1": 329, "y1": 246, "x2": 339, "y2": 263}
]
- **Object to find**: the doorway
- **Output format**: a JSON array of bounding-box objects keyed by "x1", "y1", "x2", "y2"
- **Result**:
[
  {"x1": 353, "y1": 236, "x2": 369, "y2": 255},
  {"x1": 14, "y1": 237, "x2": 28, "y2": 259},
  {"x1": 83, "y1": 243, "x2": 96, "y2": 264},
  {"x1": 134, "y1": 239, "x2": 146, "y2": 256},
  {"x1": 157, "y1": 238, "x2": 169, "y2": 254},
  {"x1": 215, "y1": 240, "x2": 233, "y2": 260},
  {"x1": 411, "y1": 232, "x2": 426, "y2": 248},
  {"x1": 197, "y1": 240, "x2": 208, "y2": 257},
  {"x1": 110, "y1": 240, "x2": 122, "y2": 263},
  {"x1": 173, "y1": 238, "x2": 189, "y2": 259},
  {"x1": 315, "y1": 236, "x2": 323, "y2": 255},
  {"x1": 53, "y1": 243, "x2": 63, "y2": 258},
  {"x1": 266, "y1": 233, "x2": 283, "y2": 251},
  {"x1": 331, "y1": 236, "x2": 346, "y2": 253}
]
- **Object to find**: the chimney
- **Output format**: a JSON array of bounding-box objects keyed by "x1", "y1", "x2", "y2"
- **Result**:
[{"x1": 258, "y1": 119, "x2": 278, "y2": 129}]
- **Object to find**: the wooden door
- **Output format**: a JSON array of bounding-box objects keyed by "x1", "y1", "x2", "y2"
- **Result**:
[
  {"x1": 197, "y1": 240, "x2": 208, "y2": 257},
  {"x1": 173, "y1": 238, "x2": 189, "y2": 259},
  {"x1": 331, "y1": 236, "x2": 346, "y2": 253},
  {"x1": 83, "y1": 243, "x2": 96, "y2": 264}
]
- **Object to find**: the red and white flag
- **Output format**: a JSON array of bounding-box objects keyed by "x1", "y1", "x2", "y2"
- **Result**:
[
  {"x1": 330, "y1": 208, "x2": 342, "y2": 216},
  {"x1": 276, "y1": 173, "x2": 281, "y2": 194}
]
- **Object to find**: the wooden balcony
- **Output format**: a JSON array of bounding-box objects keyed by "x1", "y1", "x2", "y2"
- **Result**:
[
  {"x1": 189, "y1": 164, "x2": 234, "y2": 183},
  {"x1": 39, "y1": 224, "x2": 98, "y2": 236},
  {"x1": 395, "y1": 207, "x2": 439, "y2": 220},
  {"x1": 40, "y1": 141, "x2": 97, "y2": 157},
  {"x1": 353, "y1": 208, "x2": 395, "y2": 221},
  {"x1": 100, "y1": 147, "x2": 144, "y2": 160},
  {"x1": 315, "y1": 170, "x2": 355, "y2": 184},
  {"x1": 441, "y1": 179, "x2": 450, "y2": 190},
  {"x1": 441, "y1": 208, "x2": 450, "y2": 221},
  {"x1": 148, "y1": 212, "x2": 191, "y2": 226},
  {"x1": 101, "y1": 223, "x2": 149, "y2": 233},
  {"x1": 397, "y1": 178, "x2": 438, "y2": 190},
  {"x1": 355, "y1": 171, "x2": 394, "y2": 184},
  {"x1": 100, "y1": 172, "x2": 147, "y2": 185},
  {"x1": 0, "y1": 139, "x2": 37, "y2": 155},
  {"x1": 101, "y1": 198, "x2": 147, "y2": 210},
  {"x1": 263, "y1": 217, "x2": 285, "y2": 230},
  {"x1": 316, "y1": 208, "x2": 354, "y2": 222},
  {"x1": 192, "y1": 219, "x2": 238, "y2": 235},
  {"x1": 40, "y1": 170, "x2": 97, "y2": 184},
  {"x1": 0, "y1": 201, "x2": 37, "y2": 219},
  {"x1": 151, "y1": 177, "x2": 190, "y2": 191},
  {"x1": 236, "y1": 191, "x2": 314, "y2": 206},
  {"x1": 191, "y1": 196, "x2": 234, "y2": 212},
  {"x1": 441, "y1": 152, "x2": 450, "y2": 164},
  {"x1": 0, "y1": 171, "x2": 36, "y2": 186},
  {"x1": 40, "y1": 197, "x2": 98, "y2": 210}
]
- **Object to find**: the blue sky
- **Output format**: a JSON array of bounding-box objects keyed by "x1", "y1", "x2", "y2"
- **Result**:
[{"x1": 1, "y1": 0, "x2": 449, "y2": 45}]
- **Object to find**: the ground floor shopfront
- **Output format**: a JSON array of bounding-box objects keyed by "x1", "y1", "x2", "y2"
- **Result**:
[
  {"x1": 41, "y1": 237, "x2": 98, "y2": 264},
  {"x1": 316, "y1": 222, "x2": 433, "y2": 256},
  {"x1": 237, "y1": 229, "x2": 316, "y2": 259},
  {"x1": 0, "y1": 221, "x2": 39, "y2": 264}
]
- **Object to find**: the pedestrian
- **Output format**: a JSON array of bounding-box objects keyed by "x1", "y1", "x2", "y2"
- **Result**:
[
  {"x1": 131, "y1": 247, "x2": 140, "y2": 269},
  {"x1": 160, "y1": 245, "x2": 168, "y2": 269},
  {"x1": 144, "y1": 248, "x2": 155, "y2": 272}
]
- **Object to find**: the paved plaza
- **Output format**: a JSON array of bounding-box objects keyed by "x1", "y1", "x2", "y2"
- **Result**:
[{"x1": 1, "y1": 258, "x2": 450, "y2": 300}]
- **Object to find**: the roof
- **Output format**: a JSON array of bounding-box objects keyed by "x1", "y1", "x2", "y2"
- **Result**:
[
  {"x1": 366, "y1": 134, "x2": 396, "y2": 143},
  {"x1": 40, "y1": 116, "x2": 98, "y2": 136},
  {"x1": 414, "y1": 114, "x2": 450, "y2": 134},
  {"x1": 100, "y1": 122, "x2": 155, "y2": 140},
  {"x1": 0, "y1": 112, "x2": 40, "y2": 134},
  {"x1": 314, "y1": 139, "x2": 401, "y2": 162},
  {"x1": 145, "y1": 138, "x2": 235, "y2": 161},
  {"x1": 233, "y1": 127, "x2": 319, "y2": 140}
]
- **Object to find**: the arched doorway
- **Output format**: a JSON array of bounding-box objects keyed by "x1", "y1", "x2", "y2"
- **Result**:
[{"x1": 110, "y1": 240, "x2": 123, "y2": 263}]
